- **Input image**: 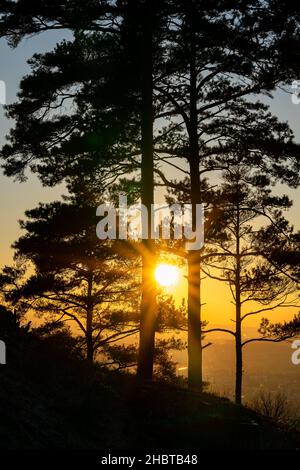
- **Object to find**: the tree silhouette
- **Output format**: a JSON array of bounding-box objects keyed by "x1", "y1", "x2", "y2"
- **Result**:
[
  {"x1": 161, "y1": 94, "x2": 300, "y2": 392},
  {"x1": 149, "y1": 0, "x2": 300, "y2": 390},
  {"x1": 8, "y1": 198, "x2": 140, "y2": 365},
  {"x1": 202, "y1": 164, "x2": 299, "y2": 403},
  {"x1": 0, "y1": 0, "x2": 174, "y2": 382}
]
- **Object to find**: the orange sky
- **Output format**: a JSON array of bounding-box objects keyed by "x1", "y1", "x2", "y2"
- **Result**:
[{"x1": 161, "y1": 264, "x2": 298, "y2": 329}]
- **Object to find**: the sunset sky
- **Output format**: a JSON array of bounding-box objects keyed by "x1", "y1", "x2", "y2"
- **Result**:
[{"x1": 1, "y1": 31, "x2": 299, "y2": 329}]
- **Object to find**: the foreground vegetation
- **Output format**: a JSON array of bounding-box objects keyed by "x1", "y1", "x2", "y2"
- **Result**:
[{"x1": 0, "y1": 311, "x2": 299, "y2": 451}]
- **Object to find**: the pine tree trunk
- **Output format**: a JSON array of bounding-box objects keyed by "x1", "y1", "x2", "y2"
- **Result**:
[
  {"x1": 187, "y1": 8, "x2": 202, "y2": 390},
  {"x1": 86, "y1": 331, "x2": 94, "y2": 366},
  {"x1": 187, "y1": 251, "x2": 202, "y2": 389},
  {"x1": 235, "y1": 273, "x2": 243, "y2": 403},
  {"x1": 235, "y1": 203, "x2": 243, "y2": 404},
  {"x1": 187, "y1": 158, "x2": 202, "y2": 390},
  {"x1": 137, "y1": 0, "x2": 157, "y2": 382},
  {"x1": 235, "y1": 320, "x2": 243, "y2": 405},
  {"x1": 86, "y1": 272, "x2": 94, "y2": 366}
]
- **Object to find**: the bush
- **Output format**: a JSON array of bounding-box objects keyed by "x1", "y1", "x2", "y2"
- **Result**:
[{"x1": 249, "y1": 390, "x2": 299, "y2": 429}]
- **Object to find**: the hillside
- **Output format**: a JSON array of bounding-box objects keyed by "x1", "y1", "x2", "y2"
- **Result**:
[{"x1": 0, "y1": 327, "x2": 299, "y2": 451}]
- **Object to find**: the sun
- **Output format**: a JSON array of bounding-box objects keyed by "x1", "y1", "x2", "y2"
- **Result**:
[{"x1": 155, "y1": 263, "x2": 179, "y2": 287}]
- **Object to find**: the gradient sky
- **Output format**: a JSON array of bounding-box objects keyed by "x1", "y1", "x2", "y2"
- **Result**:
[
  {"x1": 0, "y1": 32, "x2": 71, "y2": 267},
  {"x1": 0, "y1": 32, "x2": 299, "y2": 329}
]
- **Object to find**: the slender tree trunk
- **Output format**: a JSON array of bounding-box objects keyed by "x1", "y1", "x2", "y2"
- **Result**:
[
  {"x1": 187, "y1": 251, "x2": 202, "y2": 389},
  {"x1": 86, "y1": 272, "x2": 94, "y2": 366},
  {"x1": 235, "y1": 313, "x2": 243, "y2": 405},
  {"x1": 235, "y1": 204, "x2": 243, "y2": 404},
  {"x1": 137, "y1": 0, "x2": 157, "y2": 382},
  {"x1": 188, "y1": 160, "x2": 202, "y2": 390},
  {"x1": 187, "y1": 11, "x2": 202, "y2": 390},
  {"x1": 86, "y1": 330, "x2": 94, "y2": 366}
]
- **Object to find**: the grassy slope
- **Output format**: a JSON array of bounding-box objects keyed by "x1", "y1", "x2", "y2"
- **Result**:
[
  {"x1": 0, "y1": 360, "x2": 299, "y2": 451},
  {"x1": 0, "y1": 318, "x2": 299, "y2": 451}
]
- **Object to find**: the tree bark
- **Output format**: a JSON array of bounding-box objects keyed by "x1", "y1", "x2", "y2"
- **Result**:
[{"x1": 137, "y1": 0, "x2": 157, "y2": 382}]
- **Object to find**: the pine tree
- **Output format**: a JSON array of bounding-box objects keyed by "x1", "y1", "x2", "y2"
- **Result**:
[
  {"x1": 9, "y1": 198, "x2": 140, "y2": 365},
  {"x1": 202, "y1": 164, "x2": 299, "y2": 403},
  {"x1": 0, "y1": 0, "x2": 172, "y2": 381}
]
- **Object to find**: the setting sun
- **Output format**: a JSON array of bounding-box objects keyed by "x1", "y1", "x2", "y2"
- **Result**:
[{"x1": 155, "y1": 263, "x2": 180, "y2": 287}]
